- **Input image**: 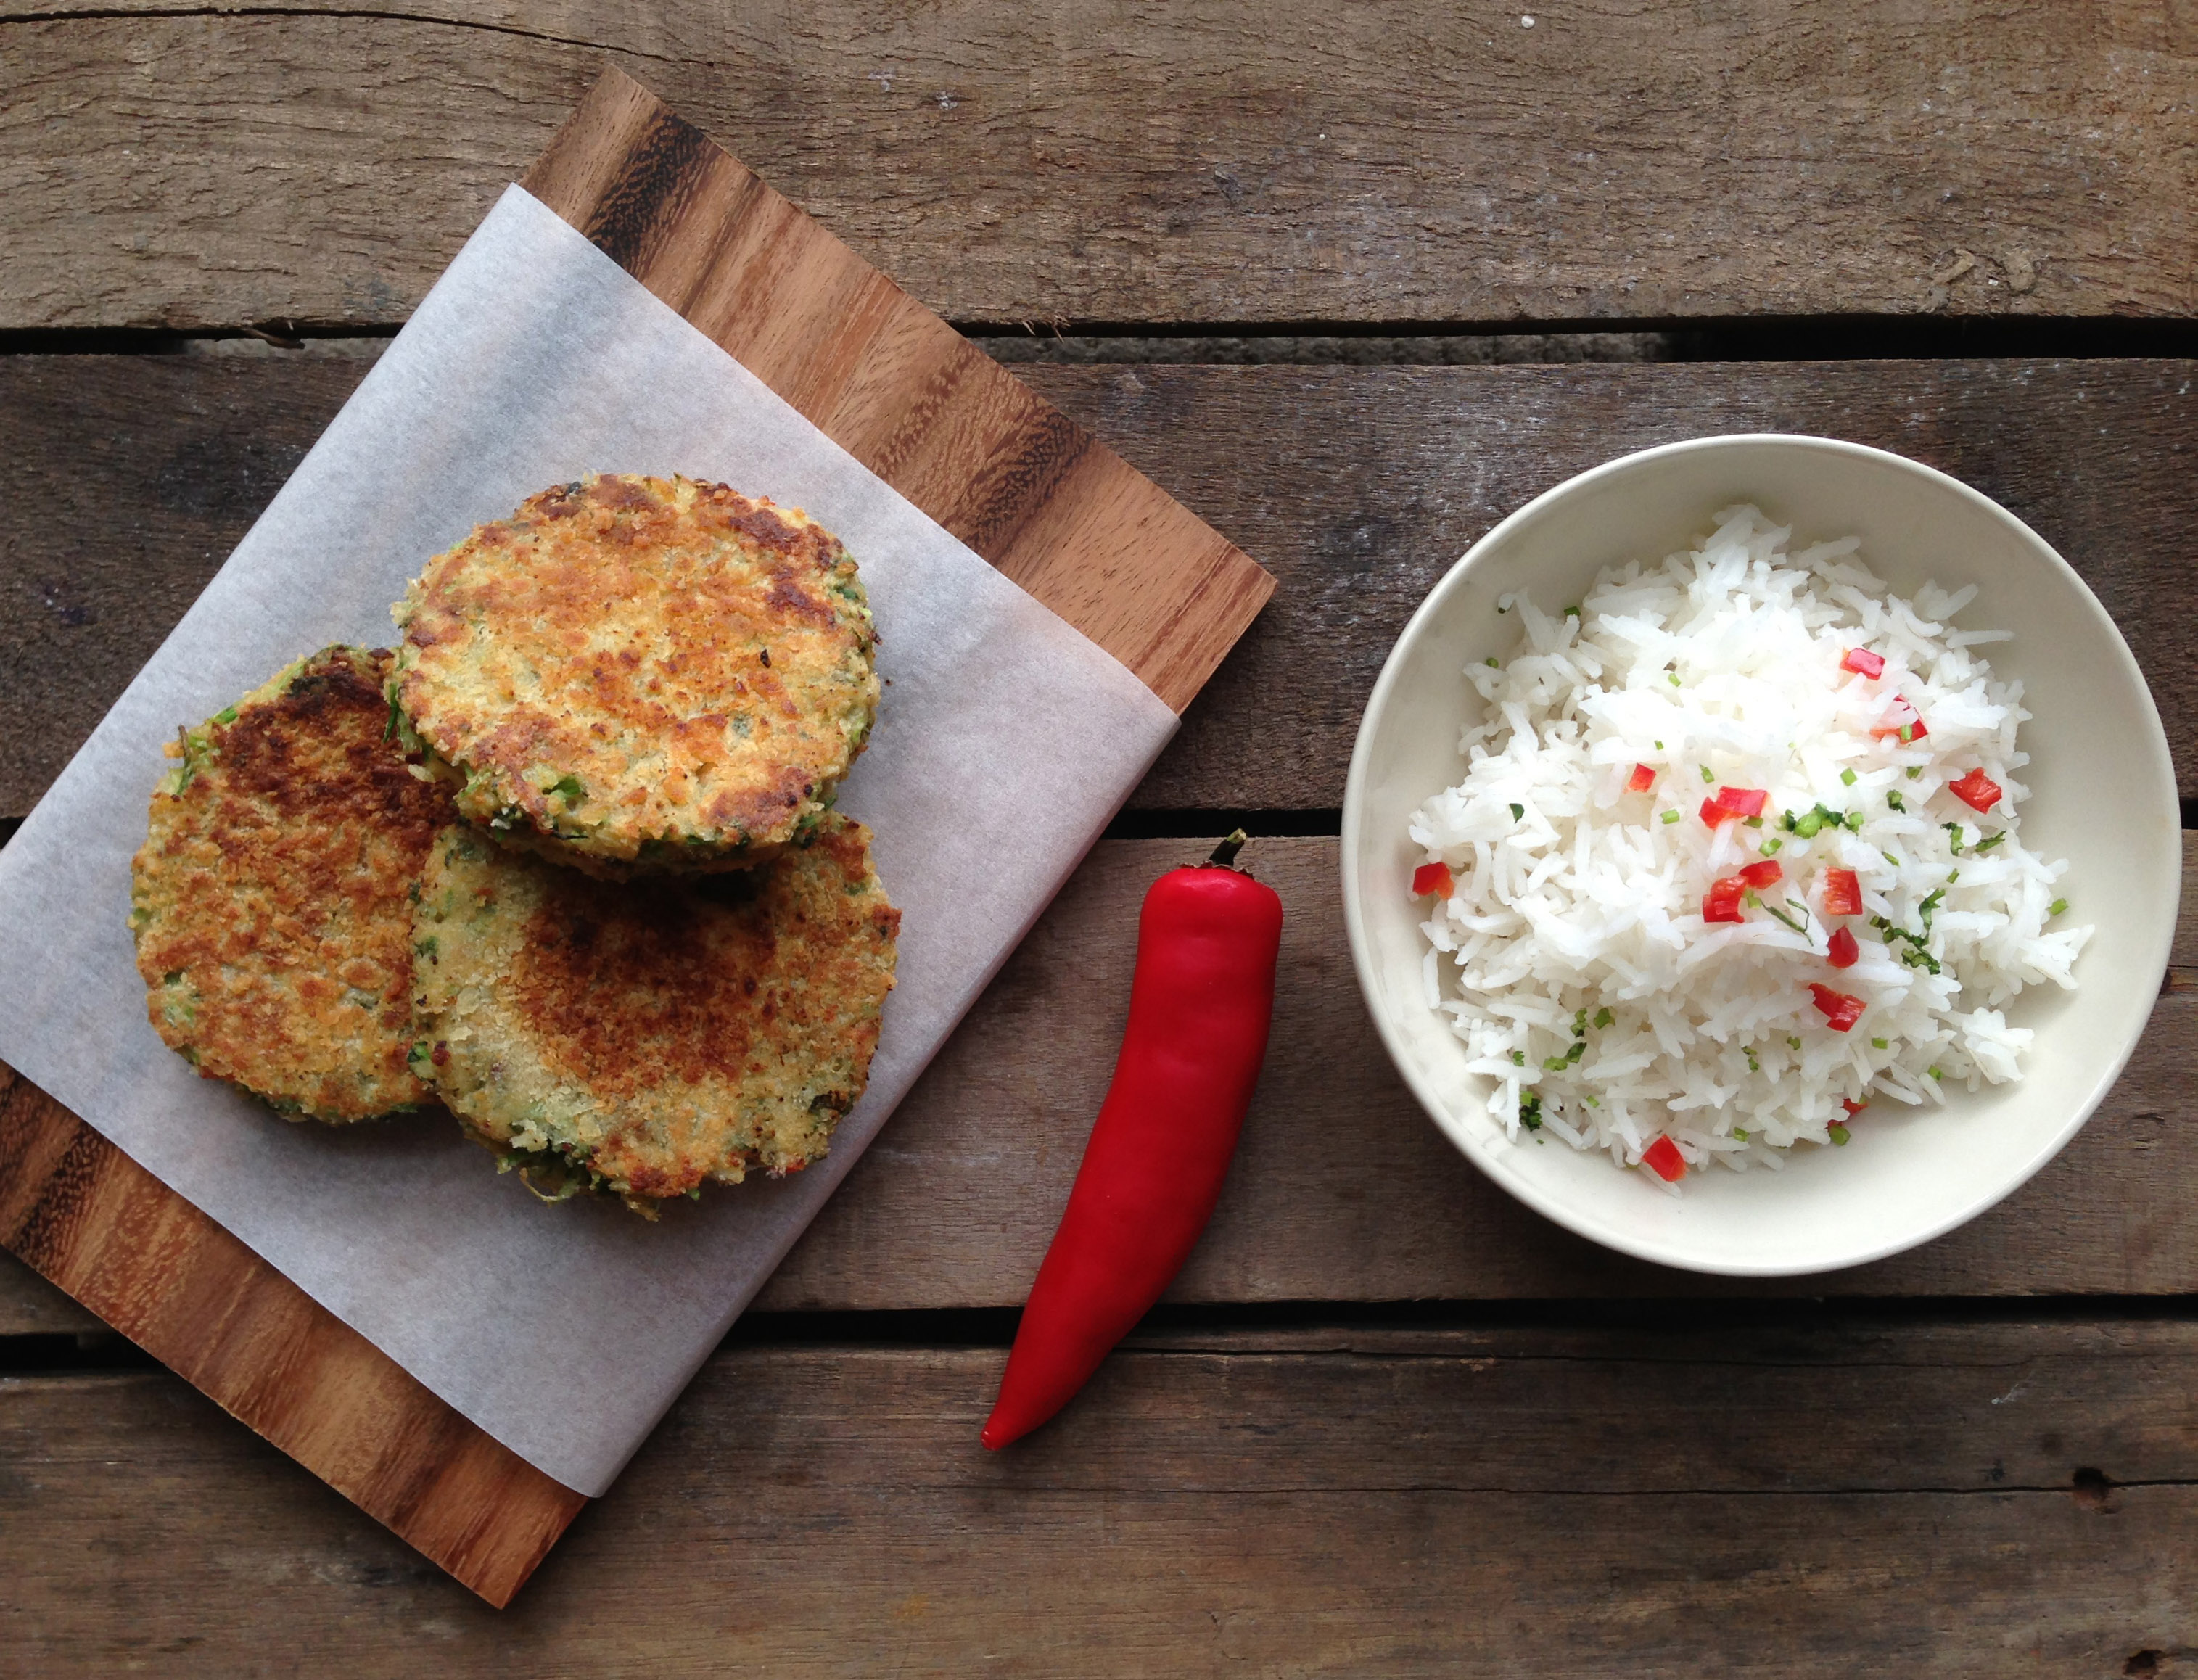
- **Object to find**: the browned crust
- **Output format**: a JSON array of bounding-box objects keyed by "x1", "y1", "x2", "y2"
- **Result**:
[
  {"x1": 416, "y1": 814, "x2": 900, "y2": 1202},
  {"x1": 130, "y1": 646, "x2": 455, "y2": 1121},
  {"x1": 390, "y1": 474, "x2": 878, "y2": 873}
]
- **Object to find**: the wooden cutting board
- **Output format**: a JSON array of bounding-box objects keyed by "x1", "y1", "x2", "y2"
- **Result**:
[{"x1": 0, "y1": 68, "x2": 1271, "y2": 1607}]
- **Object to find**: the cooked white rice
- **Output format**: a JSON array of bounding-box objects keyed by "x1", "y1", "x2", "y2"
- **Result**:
[{"x1": 1407, "y1": 503, "x2": 2091, "y2": 1185}]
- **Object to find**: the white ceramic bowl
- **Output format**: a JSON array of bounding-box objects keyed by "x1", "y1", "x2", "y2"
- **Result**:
[{"x1": 1341, "y1": 435, "x2": 2179, "y2": 1276}]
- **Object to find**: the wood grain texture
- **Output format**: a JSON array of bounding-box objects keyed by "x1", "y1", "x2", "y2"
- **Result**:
[
  {"x1": 6, "y1": 833, "x2": 2186, "y2": 1342},
  {"x1": 7, "y1": 355, "x2": 2197, "y2": 816},
  {"x1": 5, "y1": 1321, "x2": 2196, "y2": 1671},
  {"x1": 519, "y1": 70, "x2": 1272, "y2": 710},
  {"x1": 760, "y1": 833, "x2": 2198, "y2": 1308},
  {"x1": 0, "y1": 1070, "x2": 584, "y2": 1606},
  {"x1": 1032, "y1": 358, "x2": 2198, "y2": 812},
  {"x1": 4, "y1": 3, "x2": 2193, "y2": 332}
]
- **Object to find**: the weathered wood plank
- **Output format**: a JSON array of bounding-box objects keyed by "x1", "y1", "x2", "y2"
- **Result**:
[
  {"x1": 0, "y1": 1069, "x2": 585, "y2": 1606},
  {"x1": 5, "y1": 1322, "x2": 2195, "y2": 1672},
  {"x1": 3, "y1": 5, "x2": 2192, "y2": 332},
  {"x1": 4, "y1": 356, "x2": 2197, "y2": 816},
  {"x1": 6, "y1": 833, "x2": 2184, "y2": 1330},
  {"x1": 1042, "y1": 358, "x2": 2198, "y2": 812},
  {"x1": 764, "y1": 833, "x2": 2198, "y2": 1307}
]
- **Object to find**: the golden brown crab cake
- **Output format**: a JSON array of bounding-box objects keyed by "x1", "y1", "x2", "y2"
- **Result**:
[
  {"x1": 411, "y1": 812, "x2": 900, "y2": 1213},
  {"x1": 129, "y1": 646, "x2": 454, "y2": 1122},
  {"x1": 388, "y1": 474, "x2": 878, "y2": 878}
]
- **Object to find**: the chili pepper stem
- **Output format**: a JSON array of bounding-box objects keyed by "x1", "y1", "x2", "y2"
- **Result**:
[{"x1": 1208, "y1": 828, "x2": 1249, "y2": 868}]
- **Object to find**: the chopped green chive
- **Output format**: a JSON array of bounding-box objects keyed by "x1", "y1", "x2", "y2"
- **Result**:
[
  {"x1": 1829, "y1": 1123, "x2": 1851, "y2": 1146},
  {"x1": 1885, "y1": 790, "x2": 1906, "y2": 812},
  {"x1": 1564, "y1": 604, "x2": 1581, "y2": 617},
  {"x1": 1733, "y1": 1127, "x2": 1750, "y2": 1142},
  {"x1": 1594, "y1": 1007, "x2": 1615, "y2": 1029},
  {"x1": 1572, "y1": 1010, "x2": 1589, "y2": 1039},
  {"x1": 1928, "y1": 1066, "x2": 1943, "y2": 1081},
  {"x1": 1700, "y1": 765, "x2": 1716, "y2": 784},
  {"x1": 1975, "y1": 831, "x2": 2007, "y2": 854},
  {"x1": 1761, "y1": 839, "x2": 1783, "y2": 856},
  {"x1": 1906, "y1": 766, "x2": 1923, "y2": 780},
  {"x1": 2049, "y1": 897, "x2": 2069, "y2": 918},
  {"x1": 1944, "y1": 823, "x2": 1966, "y2": 855},
  {"x1": 1787, "y1": 1036, "x2": 1803, "y2": 1050},
  {"x1": 213, "y1": 705, "x2": 238, "y2": 725},
  {"x1": 1486, "y1": 656, "x2": 1499, "y2": 667},
  {"x1": 1668, "y1": 672, "x2": 1682, "y2": 686},
  {"x1": 1882, "y1": 851, "x2": 1901, "y2": 867},
  {"x1": 1519, "y1": 1092, "x2": 1543, "y2": 1129},
  {"x1": 1761, "y1": 897, "x2": 1810, "y2": 935},
  {"x1": 1512, "y1": 1050, "x2": 1526, "y2": 1066},
  {"x1": 1510, "y1": 803, "x2": 1525, "y2": 820},
  {"x1": 1654, "y1": 741, "x2": 1664, "y2": 751},
  {"x1": 1743, "y1": 1047, "x2": 1760, "y2": 1072},
  {"x1": 1871, "y1": 1037, "x2": 1888, "y2": 1049},
  {"x1": 1845, "y1": 810, "x2": 1865, "y2": 831},
  {"x1": 1661, "y1": 810, "x2": 1681, "y2": 825},
  {"x1": 1871, "y1": 894, "x2": 1944, "y2": 976},
  {"x1": 1745, "y1": 815, "x2": 1764, "y2": 828},
  {"x1": 1840, "y1": 767, "x2": 1857, "y2": 786}
]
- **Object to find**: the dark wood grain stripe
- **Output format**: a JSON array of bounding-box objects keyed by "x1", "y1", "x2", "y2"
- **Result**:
[{"x1": 568, "y1": 105, "x2": 720, "y2": 280}]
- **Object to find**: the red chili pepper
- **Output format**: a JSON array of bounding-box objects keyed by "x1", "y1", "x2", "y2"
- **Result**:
[
  {"x1": 1411, "y1": 860, "x2": 1453, "y2": 898},
  {"x1": 1809, "y1": 983, "x2": 1865, "y2": 1032},
  {"x1": 981, "y1": 833, "x2": 1283, "y2": 1450},
  {"x1": 1842, "y1": 1098, "x2": 1868, "y2": 1116},
  {"x1": 1840, "y1": 647, "x2": 1885, "y2": 679},
  {"x1": 1821, "y1": 868, "x2": 1862, "y2": 918},
  {"x1": 1642, "y1": 1136, "x2": 1687, "y2": 1182},
  {"x1": 1703, "y1": 876, "x2": 1746, "y2": 923},
  {"x1": 1709, "y1": 786, "x2": 1769, "y2": 820},
  {"x1": 1626, "y1": 762, "x2": 1656, "y2": 793},
  {"x1": 1825, "y1": 926, "x2": 1860, "y2": 968},
  {"x1": 1738, "y1": 859, "x2": 1783, "y2": 889},
  {"x1": 1948, "y1": 768, "x2": 2002, "y2": 812}
]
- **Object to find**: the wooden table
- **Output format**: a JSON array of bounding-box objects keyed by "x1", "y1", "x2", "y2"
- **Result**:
[{"x1": 6, "y1": 8, "x2": 2197, "y2": 1671}]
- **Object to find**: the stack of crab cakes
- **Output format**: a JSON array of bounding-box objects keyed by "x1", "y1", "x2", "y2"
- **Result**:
[{"x1": 132, "y1": 474, "x2": 900, "y2": 1216}]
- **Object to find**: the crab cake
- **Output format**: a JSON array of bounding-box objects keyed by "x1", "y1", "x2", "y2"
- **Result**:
[
  {"x1": 411, "y1": 812, "x2": 899, "y2": 1212},
  {"x1": 129, "y1": 646, "x2": 453, "y2": 1122},
  {"x1": 389, "y1": 474, "x2": 878, "y2": 878}
]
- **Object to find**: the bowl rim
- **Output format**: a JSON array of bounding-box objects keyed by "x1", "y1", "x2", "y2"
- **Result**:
[{"x1": 1338, "y1": 431, "x2": 2181, "y2": 1277}]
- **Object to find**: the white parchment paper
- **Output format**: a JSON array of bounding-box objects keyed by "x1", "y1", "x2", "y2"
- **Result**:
[{"x1": 0, "y1": 185, "x2": 1179, "y2": 1496}]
